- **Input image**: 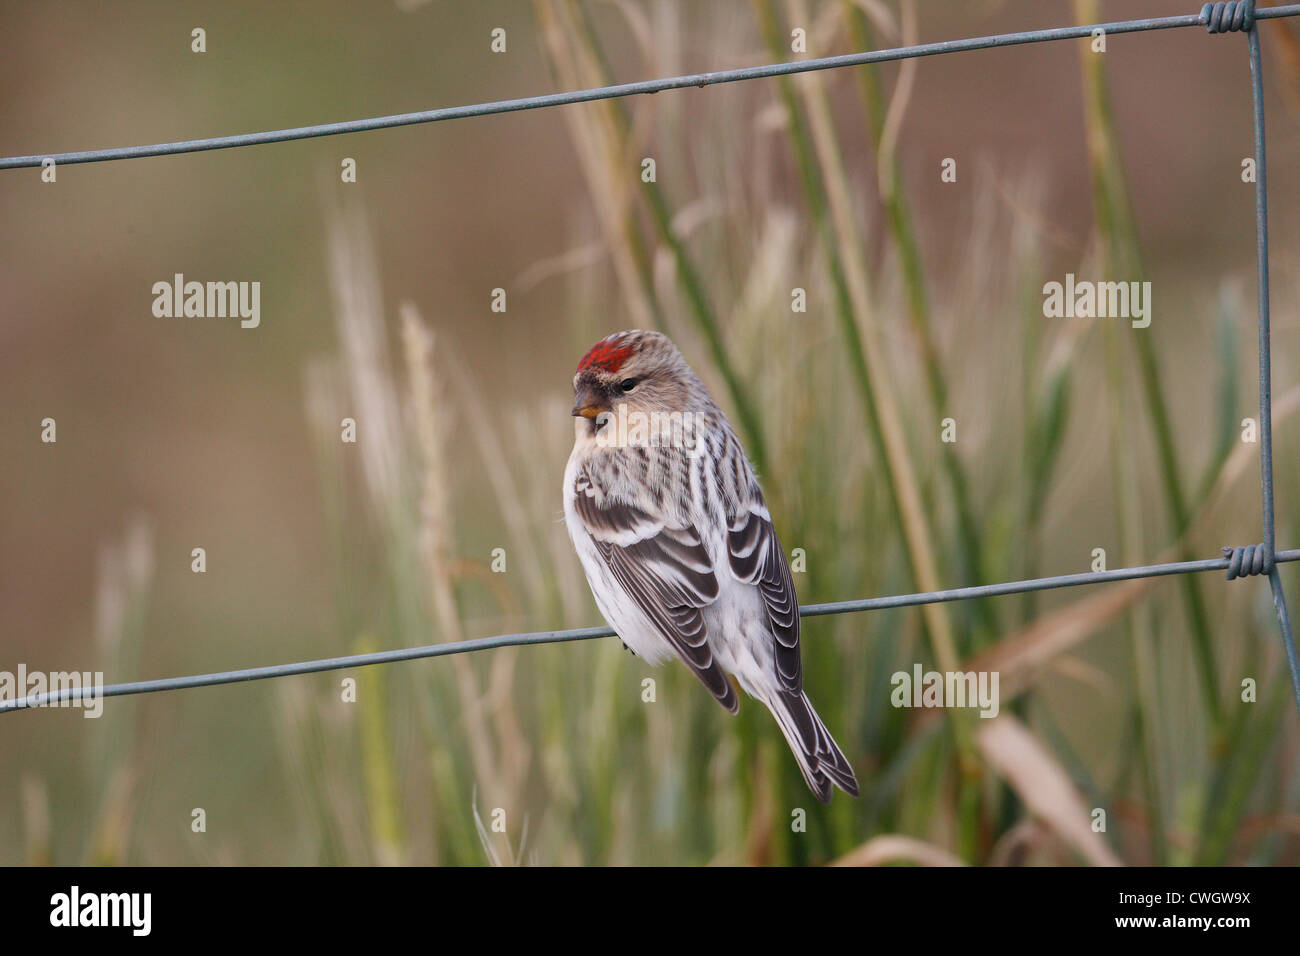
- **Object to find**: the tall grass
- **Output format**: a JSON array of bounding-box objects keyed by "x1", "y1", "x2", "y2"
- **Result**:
[
  {"x1": 29, "y1": 1, "x2": 1299, "y2": 866},
  {"x1": 1072, "y1": 0, "x2": 1292, "y2": 865},
  {"x1": 258, "y1": 2, "x2": 1300, "y2": 866}
]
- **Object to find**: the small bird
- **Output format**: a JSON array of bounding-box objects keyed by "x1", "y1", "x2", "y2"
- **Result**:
[{"x1": 563, "y1": 330, "x2": 858, "y2": 802}]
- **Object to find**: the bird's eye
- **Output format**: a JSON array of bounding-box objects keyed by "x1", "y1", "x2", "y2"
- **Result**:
[{"x1": 619, "y1": 378, "x2": 638, "y2": 393}]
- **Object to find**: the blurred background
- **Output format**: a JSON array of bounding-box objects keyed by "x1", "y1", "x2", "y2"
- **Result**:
[{"x1": 3, "y1": 0, "x2": 1300, "y2": 865}]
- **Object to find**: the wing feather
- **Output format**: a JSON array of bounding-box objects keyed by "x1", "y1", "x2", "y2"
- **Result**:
[
  {"x1": 727, "y1": 506, "x2": 802, "y2": 693},
  {"x1": 573, "y1": 466, "x2": 738, "y2": 713}
]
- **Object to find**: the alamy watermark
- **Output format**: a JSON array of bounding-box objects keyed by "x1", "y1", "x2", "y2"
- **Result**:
[
  {"x1": 1042, "y1": 273, "x2": 1151, "y2": 328},
  {"x1": 891, "y1": 665, "x2": 1000, "y2": 718},
  {"x1": 50, "y1": 886, "x2": 150, "y2": 936},
  {"x1": 1, "y1": 665, "x2": 104, "y2": 718},
  {"x1": 152, "y1": 273, "x2": 260, "y2": 328},
  {"x1": 592, "y1": 405, "x2": 707, "y2": 458}
]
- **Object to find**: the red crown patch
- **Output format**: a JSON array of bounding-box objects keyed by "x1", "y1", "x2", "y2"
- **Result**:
[{"x1": 577, "y1": 338, "x2": 634, "y2": 374}]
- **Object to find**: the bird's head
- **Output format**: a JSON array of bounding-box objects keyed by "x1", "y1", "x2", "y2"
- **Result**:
[{"x1": 570, "y1": 330, "x2": 697, "y2": 433}]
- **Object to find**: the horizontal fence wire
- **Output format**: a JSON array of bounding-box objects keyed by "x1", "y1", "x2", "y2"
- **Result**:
[
  {"x1": 1, "y1": 4, "x2": 1299, "y2": 169},
  {"x1": 3, "y1": 2, "x2": 1300, "y2": 720},
  {"x1": 5, "y1": 550, "x2": 1300, "y2": 712}
]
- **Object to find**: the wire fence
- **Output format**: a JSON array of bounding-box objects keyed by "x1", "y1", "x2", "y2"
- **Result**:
[{"x1": 3, "y1": 1, "x2": 1300, "y2": 719}]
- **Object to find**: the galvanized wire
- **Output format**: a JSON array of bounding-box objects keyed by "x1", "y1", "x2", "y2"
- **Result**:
[
  {"x1": 5, "y1": 549, "x2": 1300, "y2": 713},
  {"x1": 1, "y1": 5, "x2": 1298, "y2": 169},
  {"x1": 2, "y1": 2, "x2": 1299, "y2": 720},
  {"x1": 1247, "y1": 19, "x2": 1300, "y2": 714}
]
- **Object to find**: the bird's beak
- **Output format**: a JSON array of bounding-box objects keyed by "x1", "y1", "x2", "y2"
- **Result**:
[{"x1": 571, "y1": 385, "x2": 607, "y2": 420}]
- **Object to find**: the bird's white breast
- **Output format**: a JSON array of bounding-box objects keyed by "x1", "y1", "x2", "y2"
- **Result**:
[{"x1": 563, "y1": 447, "x2": 675, "y2": 664}]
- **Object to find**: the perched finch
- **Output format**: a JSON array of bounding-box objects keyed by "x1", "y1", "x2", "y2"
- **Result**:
[{"x1": 563, "y1": 330, "x2": 858, "y2": 802}]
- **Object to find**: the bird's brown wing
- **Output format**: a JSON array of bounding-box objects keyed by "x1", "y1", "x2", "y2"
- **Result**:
[
  {"x1": 726, "y1": 502, "x2": 802, "y2": 694},
  {"x1": 573, "y1": 467, "x2": 738, "y2": 713}
]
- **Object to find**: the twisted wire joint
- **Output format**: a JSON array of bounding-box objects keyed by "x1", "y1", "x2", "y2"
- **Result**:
[
  {"x1": 1222, "y1": 543, "x2": 1273, "y2": 579},
  {"x1": 1201, "y1": 0, "x2": 1256, "y2": 32}
]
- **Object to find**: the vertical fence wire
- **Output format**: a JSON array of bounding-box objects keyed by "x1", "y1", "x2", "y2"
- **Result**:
[{"x1": 1247, "y1": 21, "x2": 1300, "y2": 715}]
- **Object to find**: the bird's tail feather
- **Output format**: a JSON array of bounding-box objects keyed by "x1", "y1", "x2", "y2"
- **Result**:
[{"x1": 763, "y1": 690, "x2": 859, "y2": 803}]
